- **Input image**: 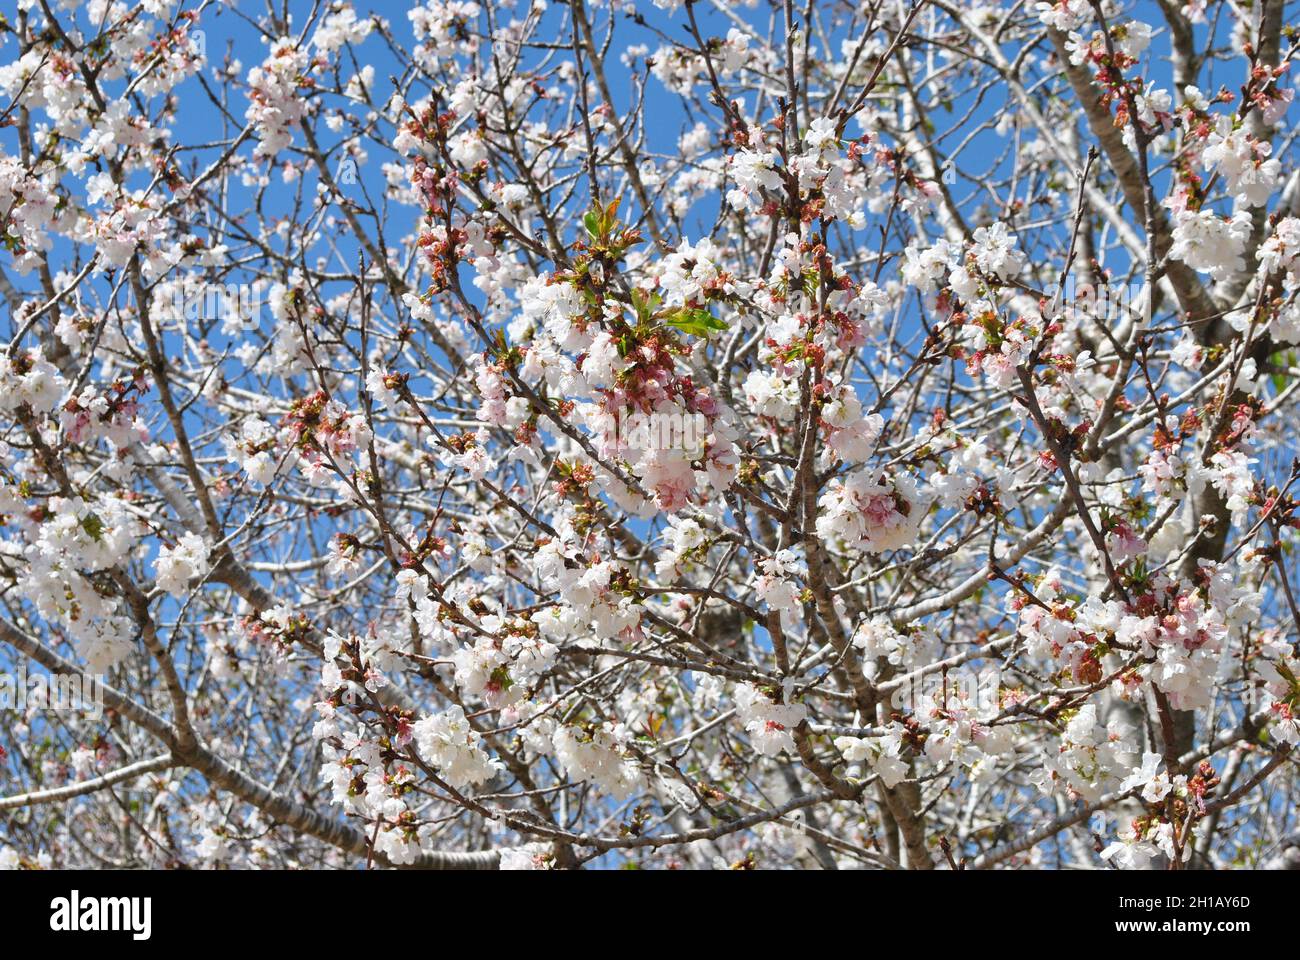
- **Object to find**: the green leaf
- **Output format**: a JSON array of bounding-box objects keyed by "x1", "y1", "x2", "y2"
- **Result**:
[
  {"x1": 1270, "y1": 349, "x2": 1295, "y2": 394},
  {"x1": 630, "y1": 289, "x2": 662, "y2": 326},
  {"x1": 80, "y1": 513, "x2": 105, "y2": 543},
  {"x1": 663, "y1": 306, "x2": 728, "y2": 338}
]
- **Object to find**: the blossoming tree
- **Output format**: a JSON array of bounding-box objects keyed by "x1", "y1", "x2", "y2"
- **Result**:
[{"x1": 1, "y1": 0, "x2": 1298, "y2": 871}]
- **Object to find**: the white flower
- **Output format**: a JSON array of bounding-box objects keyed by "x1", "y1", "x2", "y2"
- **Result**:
[
  {"x1": 553, "y1": 723, "x2": 643, "y2": 798},
  {"x1": 824, "y1": 390, "x2": 884, "y2": 463},
  {"x1": 1101, "y1": 829, "x2": 1159, "y2": 870},
  {"x1": 744, "y1": 369, "x2": 800, "y2": 420},
  {"x1": 581, "y1": 331, "x2": 626, "y2": 388},
  {"x1": 499, "y1": 844, "x2": 552, "y2": 870},
  {"x1": 728, "y1": 148, "x2": 782, "y2": 210},
  {"x1": 1201, "y1": 116, "x2": 1280, "y2": 208},
  {"x1": 245, "y1": 39, "x2": 310, "y2": 160},
  {"x1": 311, "y1": 5, "x2": 373, "y2": 53},
  {"x1": 873, "y1": 730, "x2": 910, "y2": 788},
  {"x1": 735, "y1": 682, "x2": 807, "y2": 758},
  {"x1": 873, "y1": 752, "x2": 909, "y2": 789},
  {"x1": 803, "y1": 116, "x2": 839, "y2": 156},
  {"x1": 816, "y1": 471, "x2": 928, "y2": 555},
  {"x1": 154, "y1": 533, "x2": 211, "y2": 598},
  {"x1": 1258, "y1": 216, "x2": 1300, "y2": 281},
  {"x1": 1114, "y1": 20, "x2": 1152, "y2": 60},
  {"x1": 902, "y1": 239, "x2": 951, "y2": 292},
  {"x1": 834, "y1": 735, "x2": 873, "y2": 763},
  {"x1": 970, "y1": 222, "x2": 1025, "y2": 280},
  {"x1": 413, "y1": 706, "x2": 501, "y2": 789},
  {"x1": 1119, "y1": 751, "x2": 1164, "y2": 794},
  {"x1": 0, "y1": 349, "x2": 65, "y2": 414},
  {"x1": 365, "y1": 368, "x2": 398, "y2": 410},
  {"x1": 1167, "y1": 206, "x2": 1252, "y2": 279},
  {"x1": 1035, "y1": 0, "x2": 1090, "y2": 32},
  {"x1": 1065, "y1": 705, "x2": 1100, "y2": 745}
]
